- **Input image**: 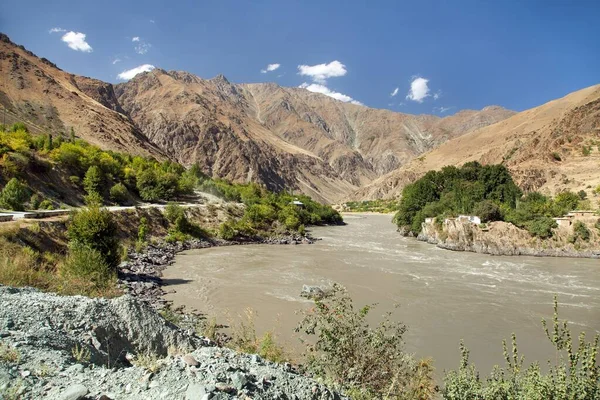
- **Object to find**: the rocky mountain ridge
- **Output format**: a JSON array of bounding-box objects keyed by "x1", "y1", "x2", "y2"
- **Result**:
[
  {"x1": 0, "y1": 33, "x2": 514, "y2": 202},
  {"x1": 352, "y1": 84, "x2": 600, "y2": 200}
]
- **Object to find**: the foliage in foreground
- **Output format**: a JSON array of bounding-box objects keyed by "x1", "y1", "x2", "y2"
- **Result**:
[
  {"x1": 296, "y1": 284, "x2": 436, "y2": 399},
  {"x1": 443, "y1": 296, "x2": 599, "y2": 400}
]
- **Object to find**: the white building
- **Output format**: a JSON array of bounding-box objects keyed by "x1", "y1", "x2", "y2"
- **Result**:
[{"x1": 457, "y1": 215, "x2": 482, "y2": 225}]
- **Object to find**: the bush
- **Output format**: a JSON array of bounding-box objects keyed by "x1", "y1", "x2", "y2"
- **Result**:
[
  {"x1": 578, "y1": 190, "x2": 588, "y2": 200},
  {"x1": 527, "y1": 216, "x2": 557, "y2": 238},
  {"x1": 109, "y1": 183, "x2": 129, "y2": 205},
  {"x1": 29, "y1": 193, "x2": 42, "y2": 210},
  {"x1": 572, "y1": 221, "x2": 591, "y2": 242},
  {"x1": 551, "y1": 152, "x2": 562, "y2": 161},
  {"x1": 219, "y1": 220, "x2": 237, "y2": 240},
  {"x1": 67, "y1": 205, "x2": 119, "y2": 269},
  {"x1": 443, "y1": 296, "x2": 599, "y2": 400},
  {"x1": 60, "y1": 243, "x2": 114, "y2": 289},
  {"x1": 69, "y1": 175, "x2": 80, "y2": 186},
  {"x1": 138, "y1": 217, "x2": 148, "y2": 243},
  {"x1": 472, "y1": 200, "x2": 502, "y2": 223},
  {"x1": 0, "y1": 178, "x2": 29, "y2": 211},
  {"x1": 39, "y1": 199, "x2": 54, "y2": 210},
  {"x1": 296, "y1": 284, "x2": 435, "y2": 399}
]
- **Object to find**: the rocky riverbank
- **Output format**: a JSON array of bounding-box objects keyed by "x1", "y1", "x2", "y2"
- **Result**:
[
  {"x1": 119, "y1": 234, "x2": 317, "y2": 311},
  {"x1": 0, "y1": 286, "x2": 343, "y2": 399},
  {"x1": 416, "y1": 218, "x2": 600, "y2": 258}
]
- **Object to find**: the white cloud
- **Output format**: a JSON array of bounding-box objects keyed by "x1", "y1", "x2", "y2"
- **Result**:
[
  {"x1": 117, "y1": 64, "x2": 155, "y2": 80},
  {"x1": 390, "y1": 87, "x2": 399, "y2": 97},
  {"x1": 134, "y1": 40, "x2": 151, "y2": 55},
  {"x1": 433, "y1": 90, "x2": 442, "y2": 100},
  {"x1": 132, "y1": 36, "x2": 140, "y2": 42},
  {"x1": 433, "y1": 106, "x2": 454, "y2": 113},
  {"x1": 406, "y1": 77, "x2": 430, "y2": 103},
  {"x1": 61, "y1": 31, "x2": 93, "y2": 52},
  {"x1": 298, "y1": 60, "x2": 347, "y2": 84},
  {"x1": 112, "y1": 58, "x2": 121, "y2": 65},
  {"x1": 299, "y1": 82, "x2": 362, "y2": 105},
  {"x1": 261, "y1": 63, "x2": 281, "y2": 73},
  {"x1": 149, "y1": 19, "x2": 155, "y2": 23},
  {"x1": 49, "y1": 27, "x2": 66, "y2": 34}
]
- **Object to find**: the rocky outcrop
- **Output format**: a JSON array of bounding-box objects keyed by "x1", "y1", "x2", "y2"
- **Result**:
[
  {"x1": 418, "y1": 219, "x2": 600, "y2": 258},
  {"x1": 0, "y1": 286, "x2": 343, "y2": 399}
]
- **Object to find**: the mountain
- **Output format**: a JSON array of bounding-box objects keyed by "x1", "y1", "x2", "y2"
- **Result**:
[
  {"x1": 114, "y1": 69, "x2": 514, "y2": 202},
  {"x1": 351, "y1": 84, "x2": 600, "y2": 200},
  {"x1": 0, "y1": 33, "x2": 164, "y2": 159},
  {"x1": 0, "y1": 33, "x2": 515, "y2": 202}
]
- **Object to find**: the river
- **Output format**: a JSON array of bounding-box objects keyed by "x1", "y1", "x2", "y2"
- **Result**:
[{"x1": 163, "y1": 214, "x2": 600, "y2": 374}]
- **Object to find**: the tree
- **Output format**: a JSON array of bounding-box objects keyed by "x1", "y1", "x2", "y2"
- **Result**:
[
  {"x1": 109, "y1": 183, "x2": 128, "y2": 205},
  {"x1": 83, "y1": 165, "x2": 103, "y2": 195},
  {"x1": 473, "y1": 200, "x2": 502, "y2": 223},
  {"x1": 0, "y1": 178, "x2": 29, "y2": 211},
  {"x1": 67, "y1": 205, "x2": 119, "y2": 269}
]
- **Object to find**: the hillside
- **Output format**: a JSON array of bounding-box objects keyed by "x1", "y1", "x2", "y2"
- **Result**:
[
  {"x1": 1, "y1": 33, "x2": 516, "y2": 202},
  {"x1": 352, "y1": 84, "x2": 600, "y2": 200},
  {"x1": 0, "y1": 34, "x2": 164, "y2": 159}
]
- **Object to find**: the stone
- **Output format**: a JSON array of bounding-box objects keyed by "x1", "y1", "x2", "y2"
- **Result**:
[
  {"x1": 185, "y1": 383, "x2": 208, "y2": 399},
  {"x1": 66, "y1": 364, "x2": 85, "y2": 374},
  {"x1": 300, "y1": 285, "x2": 328, "y2": 300},
  {"x1": 183, "y1": 354, "x2": 199, "y2": 367},
  {"x1": 21, "y1": 370, "x2": 31, "y2": 377},
  {"x1": 59, "y1": 383, "x2": 89, "y2": 400},
  {"x1": 230, "y1": 371, "x2": 248, "y2": 390}
]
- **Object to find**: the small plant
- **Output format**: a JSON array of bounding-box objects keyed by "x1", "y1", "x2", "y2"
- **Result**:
[
  {"x1": 572, "y1": 220, "x2": 591, "y2": 242},
  {"x1": 159, "y1": 306, "x2": 183, "y2": 325},
  {"x1": 131, "y1": 352, "x2": 163, "y2": 373},
  {"x1": 443, "y1": 296, "x2": 600, "y2": 400},
  {"x1": 219, "y1": 220, "x2": 237, "y2": 240},
  {"x1": 69, "y1": 175, "x2": 80, "y2": 186},
  {"x1": 29, "y1": 193, "x2": 42, "y2": 210},
  {"x1": 551, "y1": 152, "x2": 562, "y2": 161},
  {"x1": 39, "y1": 199, "x2": 54, "y2": 210},
  {"x1": 296, "y1": 284, "x2": 435, "y2": 398},
  {"x1": 582, "y1": 145, "x2": 592, "y2": 156},
  {"x1": 138, "y1": 216, "x2": 149, "y2": 243},
  {"x1": 0, "y1": 342, "x2": 21, "y2": 363},
  {"x1": 71, "y1": 343, "x2": 91, "y2": 363}
]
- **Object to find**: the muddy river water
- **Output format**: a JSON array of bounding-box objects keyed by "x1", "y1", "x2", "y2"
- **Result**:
[{"x1": 163, "y1": 214, "x2": 600, "y2": 374}]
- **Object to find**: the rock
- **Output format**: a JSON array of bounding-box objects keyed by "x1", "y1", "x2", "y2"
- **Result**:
[
  {"x1": 185, "y1": 383, "x2": 209, "y2": 399},
  {"x1": 66, "y1": 364, "x2": 84, "y2": 374},
  {"x1": 300, "y1": 285, "x2": 329, "y2": 300},
  {"x1": 59, "y1": 383, "x2": 89, "y2": 400},
  {"x1": 183, "y1": 354, "x2": 199, "y2": 367},
  {"x1": 230, "y1": 371, "x2": 248, "y2": 390},
  {"x1": 20, "y1": 370, "x2": 31, "y2": 377}
]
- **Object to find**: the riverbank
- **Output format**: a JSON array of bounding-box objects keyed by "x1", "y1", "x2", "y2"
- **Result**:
[{"x1": 417, "y1": 218, "x2": 600, "y2": 258}]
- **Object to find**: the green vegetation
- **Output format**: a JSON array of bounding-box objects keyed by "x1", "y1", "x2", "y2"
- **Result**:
[
  {"x1": 343, "y1": 199, "x2": 400, "y2": 213},
  {"x1": 201, "y1": 180, "x2": 343, "y2": 238},
  {"x1": 164, "y1": 203, "x2": 209, "y2": 242},
  {"x1": 393, "y1": 162, "x2": 522, "y2": 234},
  {"x1": 570, "y1": 221, "x2": 591, "y2": 243},
  {"x1": 551, "y1": 152, "x2": 562, "y2": 161},
  {"x1": 443, "y1": 296, "x2": 599, "y2": 400},
  {"x1": 0, "y1": 178, "x2": 29, "y2": 211},
  {"x1": 0, "y1": 122, "x2": 203, "y2": 207},
  {"x1": 393, "y1": 162, "x2": 591, "y2": 238},
  {"x1": 296, "y1": 284, "x2": 435, "y2": 399}
]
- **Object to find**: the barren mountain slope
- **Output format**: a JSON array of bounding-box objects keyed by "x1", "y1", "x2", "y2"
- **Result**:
[
  {"x1": 351, "y1": 84, "x2": 600, "y2": 200},
  {"x1": 0, "y1": 34, "x2": 163, "y2": 158}
]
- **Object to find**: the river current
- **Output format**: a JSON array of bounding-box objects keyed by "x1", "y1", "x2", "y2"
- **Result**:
[{"x1": 163, "y1": 214, "x2": 600, "y2": 374}]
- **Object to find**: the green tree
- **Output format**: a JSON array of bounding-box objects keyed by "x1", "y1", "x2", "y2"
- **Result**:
[
  {"x1": 109, "y1": 183, "x2": 128, "y2": 205},
  {"x1": 473, "y1": 200, "x2": 502, "y2": 223},
  {"x1": 0, "y1": 178, "x2": 29, "y2": 211},
  {"x1": 83, "y1": 165, "x2": 103, "y2": 195},
  {"x1": 67, "y1": 205, "x2": 119, "y2": 269}
]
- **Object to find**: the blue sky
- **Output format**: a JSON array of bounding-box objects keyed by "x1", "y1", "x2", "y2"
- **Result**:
[{"x1": 1, "y1": 0, "x2": 599, "y2": 115}]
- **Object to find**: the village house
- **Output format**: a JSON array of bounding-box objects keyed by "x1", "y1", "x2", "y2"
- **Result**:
[{"x1": 457, "y1": 215, "x2": 482, "y2": 225}]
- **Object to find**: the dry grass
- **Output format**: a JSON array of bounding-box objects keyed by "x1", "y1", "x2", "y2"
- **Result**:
[
  {"x1": 0, "y1": 342, "x2": 21, "y2": 364},
  {"x1": 131, "y1": 351, "x2": 165, "y2": 373}
]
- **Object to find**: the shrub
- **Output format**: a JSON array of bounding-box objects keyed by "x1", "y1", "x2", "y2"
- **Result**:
[
  {"x1": 83, "y1": 165, "x2": 103, "y2": 195},
  {"x1": 442, "y1": 296, "x2": 599, "y2": 400},
  {"x1": 296, "y1": 284, "x2": 435, "y2": 398},
  {"x1": 39, "y1": 199, "x2": 54, "y2": 210},
  {"x1": 60, "y1": 243, "x2": 114, "y2": 289},
  {"x1": 472, "y1": 200, "x2": 502, "y2": 223},
  {"x1": 578, "y1": 190, "x2": 588, "y2": 200},
  {"x1": 67, "y1": 205, "x2": 119, "y2": 269},
  {"x1": 582, "y1": 145, "x2": 591, "y2": 156},
  {"x1": 0, "y1": 178, "x2": 29, "y2": 211},
  {"x1": 29, "y1": 193, "x2": 42, "y2": 210},
  {"x1": 109, "y1": 183, "x2": 129, "y2": 205},
  {"x1": 138, "y1": 217, "x2": 149, "y2": 243},
  {"x1": 551, "y1": 152, "x2": 562, "y2": 161},
  {"x1": 219, "y1": 220, "x2": 237, "y2": 240},
  {"x1": 572, "y1": 221, "x2": 591, "y2": 242},
  {"x1": 69, "y1": 175, "x2": 80, "y2": 186},
  {"x1": 527, "y1": 216, "x2": 557, "y2": 238}
]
